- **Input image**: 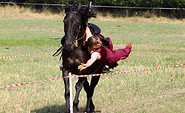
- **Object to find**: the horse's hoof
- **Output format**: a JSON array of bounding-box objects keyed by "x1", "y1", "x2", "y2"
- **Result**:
[
  {"x1": 83, "y1": 108, "x2": 89, "y2": 113},
  {"x1": 64, "y1": 109, "x2": 70, "y2": 113},
  {"x1": 90, "y1": 103, "x2": 95, "y2": 111},
  {"x1": 83, "y1": 109, "x2": 94, "y2": 113},
  {"x1": 73, "y1": 102, "x2": 79, "y2": 112},
  {"x1": 83, "y1": 111, "x2": 94, "y2": 113},
  {"x1": 73, "y1": 107, "x2": 79, "y2": 112}
]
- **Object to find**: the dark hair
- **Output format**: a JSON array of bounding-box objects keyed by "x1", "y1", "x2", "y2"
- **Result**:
[{"x1": 87, "y1": 36, "x2": 99, "y2": 47}]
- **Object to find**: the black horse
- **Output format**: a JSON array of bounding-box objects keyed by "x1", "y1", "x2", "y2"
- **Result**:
[{"x1": 61, "y1": 3, "x2": 105, "y2": 113}]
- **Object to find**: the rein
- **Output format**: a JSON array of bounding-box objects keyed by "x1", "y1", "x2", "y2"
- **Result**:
[{"x1": 74, "y1": 26, "x2": 86, "y2": 47}]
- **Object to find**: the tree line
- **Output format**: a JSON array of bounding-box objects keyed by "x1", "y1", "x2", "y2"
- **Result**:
[{"x1": 3, "y1": 0, "x2": 185, "y2": 8}]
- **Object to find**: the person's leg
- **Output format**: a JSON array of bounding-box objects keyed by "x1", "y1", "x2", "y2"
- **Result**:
[
  {"x1": 111, "y1": 44, "x2": 132, "y2": 61},
  {"x1": 106, "y1": 37, "x2": 113, "y2": 51}
]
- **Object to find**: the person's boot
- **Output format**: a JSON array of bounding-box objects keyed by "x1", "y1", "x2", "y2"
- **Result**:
[{"x1": 127, "y1": 43, "x2": 132, "y2": 48}]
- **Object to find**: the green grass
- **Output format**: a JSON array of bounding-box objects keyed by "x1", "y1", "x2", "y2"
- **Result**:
[{"x1": 0, "y1": 18, "x2": 185, "y2": 113}]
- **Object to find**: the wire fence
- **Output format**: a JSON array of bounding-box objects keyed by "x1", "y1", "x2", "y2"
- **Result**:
[
  {"x1": 0, "y1": 2, "x2": 185, "y2": 10},
  {"x1": 1, "y1": 2, "x2": 185, "y2": 18}
]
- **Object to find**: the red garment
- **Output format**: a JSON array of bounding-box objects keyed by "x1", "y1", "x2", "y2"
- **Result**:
[{"x1": 93, "y1": 38, "x2": 132, "y2": 68}]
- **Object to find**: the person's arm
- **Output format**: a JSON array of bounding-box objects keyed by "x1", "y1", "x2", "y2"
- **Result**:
[
  {"x1": 85, "y1": 26, "x2": 93, "y2": 41},
  {"x1": 78, "y1": 52, "x2": 100, "y2": 71}
]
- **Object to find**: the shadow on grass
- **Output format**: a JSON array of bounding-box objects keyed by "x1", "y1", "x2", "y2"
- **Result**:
[
  {"x1": 31, "y1": 104, "x2": 101, "y2": 113},
  {"x1": 31, "y1": 104, "x2": 66, "y2": 113},
  {"x1": 50, "y1": 37, "x2": 61, "y2": 40}
]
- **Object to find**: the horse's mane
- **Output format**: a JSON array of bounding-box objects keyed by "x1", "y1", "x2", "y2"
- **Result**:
[
  {"x1": 65, "y1": 3, "x2": 96, "y2": 26},
  {"x1": 79, "y1": 6, "x2": 96, "y2": 23}
]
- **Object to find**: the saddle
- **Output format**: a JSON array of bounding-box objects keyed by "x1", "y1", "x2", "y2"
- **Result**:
[
  {"x1": 88, "y1": 23, "x2": 110, "y2": 47},
  {"x1": 88, "y1": 23, "x2": 101, "y2": 35}
]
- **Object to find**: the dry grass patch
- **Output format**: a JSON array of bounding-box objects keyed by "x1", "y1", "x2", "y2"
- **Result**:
[
  {"x1": 95, "y1": 12, "x2": 185, "y2": 24},
  {"x1": 0, "y1": 5, "x2": 65, "y2": 20}
]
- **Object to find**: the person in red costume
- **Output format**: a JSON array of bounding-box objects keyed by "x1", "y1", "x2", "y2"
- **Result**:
[{"x1": 78, "y1": 27, "x2": 132, "y2": 71}]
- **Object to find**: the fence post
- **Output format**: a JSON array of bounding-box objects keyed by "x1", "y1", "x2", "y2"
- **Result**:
[{"x1": 69, "y1": 72, "x2": 73, "y2": 113}]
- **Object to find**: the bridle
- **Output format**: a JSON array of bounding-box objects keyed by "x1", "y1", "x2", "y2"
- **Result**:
[
  {"x1": 53, "y1": 11, "x2": 86, "y2": 60},
  {"x1": 65, "y1": 11, "x2": 86, "y2": 69},
  {"x1": 66, "y1": 11, "x2": 86, "y2": 47}
]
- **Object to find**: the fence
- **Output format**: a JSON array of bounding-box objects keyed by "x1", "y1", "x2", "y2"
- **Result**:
[
  {"x1": 0, "y1": 2, "x2": 185, "y2": 10},
  {"x1": 1, "y1": 2, "x2": 185, "y2": 18}
]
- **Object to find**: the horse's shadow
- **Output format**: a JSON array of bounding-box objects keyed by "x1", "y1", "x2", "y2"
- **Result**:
[
  {"x1": 31, "y1": 105, "x2": 101, "y2": 113},
  {"x1": 31, "y1": 104, "x2": 66, "y2": 113}
]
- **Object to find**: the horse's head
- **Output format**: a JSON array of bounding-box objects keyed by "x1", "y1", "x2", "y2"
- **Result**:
[{"x1": 63, "y1": 3, "x2": 96, "y2": 51}]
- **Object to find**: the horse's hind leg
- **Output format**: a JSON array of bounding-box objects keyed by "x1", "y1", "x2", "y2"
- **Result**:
[
  {"x1": 73, "y1": 77, "x2": 89, "y2": 112},
  {"x1": 84, "y1": 76, "x2": 100, "y2": 112}
]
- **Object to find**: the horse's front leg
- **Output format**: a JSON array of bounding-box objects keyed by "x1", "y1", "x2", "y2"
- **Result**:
[
  {"x1": 62, "y1": 68, "x2": 70, "y2": 113},
  {"x1": 84, "y1": 76, "x2": 100, "y2": 112},
  {"x1": 73, "y1": 77, "x2": 89, "y2": 112}
]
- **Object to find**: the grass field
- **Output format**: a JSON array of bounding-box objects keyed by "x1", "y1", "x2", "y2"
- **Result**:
[{"x1": 0, "y1": 16, "x2": 185, "y2": 113}]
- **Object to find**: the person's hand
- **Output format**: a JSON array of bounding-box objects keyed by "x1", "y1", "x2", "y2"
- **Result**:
[{"x1": 78, "y1": 63, "x2": 88, "y2": 71}]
